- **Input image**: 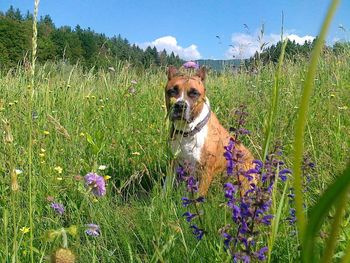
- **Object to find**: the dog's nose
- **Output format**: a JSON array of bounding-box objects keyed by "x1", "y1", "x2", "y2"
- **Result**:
[{"x1": 174, "y1": 101, "x2": 187, "y2": 112}]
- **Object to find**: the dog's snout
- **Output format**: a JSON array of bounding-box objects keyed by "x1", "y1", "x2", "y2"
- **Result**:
[{"x1": 174, "y1": 101, "x2": 187, "y2": 111}]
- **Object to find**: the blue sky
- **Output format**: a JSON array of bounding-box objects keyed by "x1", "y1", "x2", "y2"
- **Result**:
[{"x1": 1, "y1": 0, "x2": 349, "y2": 60}]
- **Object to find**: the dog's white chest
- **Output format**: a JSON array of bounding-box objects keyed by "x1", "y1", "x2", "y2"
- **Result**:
[{"x1": 171, "y1": 124, "x2": 208, "y2": 166}]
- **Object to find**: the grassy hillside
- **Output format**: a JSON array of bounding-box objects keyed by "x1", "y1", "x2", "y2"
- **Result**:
[{"x1": 0, "y1": 50, "x2": 349, "y2": 261}]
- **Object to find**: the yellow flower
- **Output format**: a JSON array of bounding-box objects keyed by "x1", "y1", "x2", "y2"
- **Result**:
[
  {"x1": 41, "y1": 148, "x2": 46, "y2": 153},
  {"x1": 20, "y1": 227, "x2": 30, "y2": 234},
  {"x1": 91, "y1": 95, "x2": 96, "y2": 99},
  {"x1": 56, "y1": 177, "x2": 63, "y2": 181},
  {"x1": 39, "y1": 153, "x2": 45, "y2": 158},
  {"x1": 54, "y1": 166, "x2": 63, "y2": 174},
  {"x1": 85, "y1": 95, "x2": 90, "y2": 99},
  {"x1": 131, "y1": 152, "x2": 141, "y2": 156},
  {"x1": 8, "y1": 102, "x2": 14, "y2": 106},
  {"x1": 79, "y1": 132, "x2": 85, "y2": 137},
  {"x1": 330, "y1": 93, "x2": 335, "y2": 98},
  {"x1": 43, "y1": 130, "x2": 50, "y2": 135},
  {"x1": 104, "y1": 175, "x2": 111, "y2": 181}
]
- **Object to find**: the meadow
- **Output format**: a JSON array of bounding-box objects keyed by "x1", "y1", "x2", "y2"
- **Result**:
[{"x1": 0, "y1": 48, "x2": 349, "y2": 262}]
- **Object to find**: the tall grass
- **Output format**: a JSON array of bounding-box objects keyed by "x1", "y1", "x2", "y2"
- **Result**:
[
  {"x1": 28, "y1": 1, "x2": 40, "y2": 262},
  {"x1": 0, "y1": 1, "x2": 349, "y2": 261}
]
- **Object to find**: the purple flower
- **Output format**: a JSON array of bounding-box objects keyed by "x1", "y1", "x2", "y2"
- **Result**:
[
  {"x1": 182, "y1": 197, "x2": 192, "y2": 207},
  {"x1": 183, "y1": 212, "x2": 197, "y2": 222},
  {"x1": 186, "y1": 176, "x2": 198, "y2": 192},
  {"x1": 224, "y1": 182, "x2": 237, "y2": 199},
  {"x1": 50, "y1": 202, "x2": 65, "y2": 215},
  {"x1": 255, "y1": 247, "x2": 268, "y2": 260},
  {"x1": 176, "y1": 166, "x2": 186, "y2": 181},
  {"x1": 190, "y1": 224, "x2": 204, "y2": 240},
  {"x1": 183, "y1": 61, "x2": 199, "y2": 69},
  {"x1": 222, "y1": 232, "x2": 233, "y2": 248},
  {"x1": 261, "y1": 214, "x2": 274, "y2": 225},
  {"x1": 85, "y1": 223, "x2": 101, "y2": 237},
  {"x1": 84, "y1": 172, "x2": 106, "y2": 196},
  {"x1": 279, "y1": 169, "x2": 292, "y2": 181}
]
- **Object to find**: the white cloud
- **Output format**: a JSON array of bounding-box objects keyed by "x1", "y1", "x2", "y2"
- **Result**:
[
  {"x1": 226, "y1": 31, "x2": 315, "y2": 59},
  {"x1": 138, "y1": 36, "x2": 201, "y2": 60}
]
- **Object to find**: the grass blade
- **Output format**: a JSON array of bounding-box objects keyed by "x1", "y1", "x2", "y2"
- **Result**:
[
  {"x1": 303, "y1": 162, "x2": 350, "y2": 262},
  {"x1": 321, "y1": 189, "x2": 347, "y2": 263},
  {"x1": 29, "y1": 0, "x2": 40, "y2": 262},
  {"x1": 292, "y1": 0, "x2": 340, "y2": 243}
]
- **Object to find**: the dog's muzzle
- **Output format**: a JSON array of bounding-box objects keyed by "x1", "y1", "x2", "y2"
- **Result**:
[{"x1": 171, "y1": 101, "x2": 189, "y2": 121}]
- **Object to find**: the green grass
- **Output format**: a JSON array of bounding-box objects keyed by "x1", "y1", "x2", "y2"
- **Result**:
[{"x1": 0, "y1": 49, "x2": 350, "y2": 261}]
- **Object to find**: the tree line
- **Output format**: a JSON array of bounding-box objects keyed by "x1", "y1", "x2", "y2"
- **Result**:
[
  {"x1": 0, "y1": 6, "x2": 183, "y2": 70},
  {"x1": 249, "y1": 37, "x2": 350, "y2": 67}
]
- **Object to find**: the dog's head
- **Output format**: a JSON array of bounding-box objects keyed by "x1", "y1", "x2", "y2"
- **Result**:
[{"x1": 165, "y1": 66, "x2": 207, "y2": 124}]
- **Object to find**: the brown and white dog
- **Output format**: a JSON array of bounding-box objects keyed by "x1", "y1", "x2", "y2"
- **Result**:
[{"x1": 165, "y1": 66, "x2": 256, "y2": 196}]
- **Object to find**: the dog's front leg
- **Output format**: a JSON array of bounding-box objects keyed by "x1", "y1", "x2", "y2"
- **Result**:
[{"x1": 198, "y1": 167, "x2": 215, "y2": 196}]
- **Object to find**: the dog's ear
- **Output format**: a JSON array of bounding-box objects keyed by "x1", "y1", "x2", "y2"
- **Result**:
[
  {"x1": 196, "y1": 66, "x2": 206, "y2": 81},
  {"x1": 167, "y1": 66, "x2": 178, "y2": 80}
]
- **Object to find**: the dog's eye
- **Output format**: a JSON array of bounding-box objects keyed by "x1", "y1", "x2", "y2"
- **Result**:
[
  {"x1": 188, "y1": 88, "x2": 200, "y2": 98},
  {"x1": 167, "y1": 86, "x2": 179, "y2": 97}
]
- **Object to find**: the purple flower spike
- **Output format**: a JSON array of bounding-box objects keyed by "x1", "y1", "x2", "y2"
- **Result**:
[
  {"x1": 85, "y1": 223, "x2": 101, "y2": 237},
  {"x1": 50, "y1": 202, "x2": 65, "y2": 215},
  {"x1": 84, "y1": 172, "x2": 106, "y2": 196},
  {"x1": 183, "y1": 61, "x2": 199, "y2": 69},
  {"x1": 183, "y1": 212, "x2": 197, "y2": 222}
]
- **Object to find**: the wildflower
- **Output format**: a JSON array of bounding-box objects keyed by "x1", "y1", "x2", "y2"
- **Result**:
[
  {"x1": 15, "y1": 169, "x2": 23, "y2": 175},
  {"x1": 98, "y1": 165, "x2": 107, "y2": 171},
  {"x1": 183, "y1": 212, "x2": 197, "y2": 222},
  {"x1": 54, "y1": 166, "x2": 63, "y2": 174},
  {"x1": 20, "y1": 227, "x2": 30, "y2": 234},
  {"x1": 278, "y1": 169, "x2": 292, "y2": 182},
  {"x1": 85, "y1": 224, "x2": 101, "y2": 237},
  {"x1": 131, "y1": 152, "x2": 140, "y2": 156},
  {"x1": 79, "y1": 132, "x2": 85, "y2": 137},
  {"x1": 43, "y1": 130, "x2": 50, "y2": 135},
  {"x1": 104, "y1": 175, "x2": 111, "y2": 181},
  {"x1": 255, "y1": 247, "x2": 268, "y2": 260},
  {"x1": 39, "y1": 153, "x2": 45, "y2": 158},
  {"x1": 186, "y1": 176, "x2": 198, "y2": 192},
  {"x1": 84, "y1": 172, "x2": 106, "y2": 196},
  {"x1": 183, "y1": 61, "x2": 199, "y2": 69},
  {"x1": 56, "y1": 177, "x2": 63, "y2": 181},
  {"x1": 50, "y1": 202, "x2": 65, "y2": 215},
  {"x1": 190, "y1": 224, "x2": 204, "y2": 240}
]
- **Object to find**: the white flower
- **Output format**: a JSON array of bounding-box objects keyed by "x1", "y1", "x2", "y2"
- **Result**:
[
  {"x1": 98, "y1": 165, "x2": 107, "y2": 171},
  {"x1": 15, "y1": 169, "x2": 23, "y2": 175}
]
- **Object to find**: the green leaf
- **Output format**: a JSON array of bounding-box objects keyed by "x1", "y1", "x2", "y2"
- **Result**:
[{"x1": 302, "y1": 163, "x2": 350, "y2": 262}]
